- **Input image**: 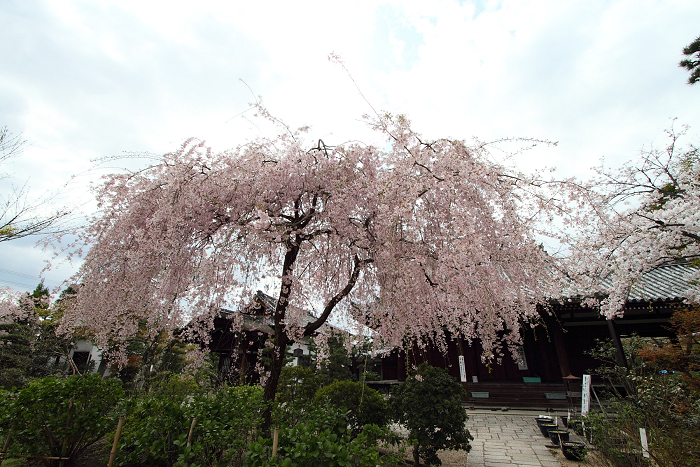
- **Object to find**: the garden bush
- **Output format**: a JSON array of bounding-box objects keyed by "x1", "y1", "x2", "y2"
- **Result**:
[
  {"x1": 245, "y1": 404, "x2": 400, "y2": 467},
  {"x1": 586, "y1": 327, "x2": 700, "y2": 467},
  {"x1": 116, "y1": 392, "x2": 190, "y2": 467},
  {"x1": 177, "y1": 385, "x2": 265, "y2": 467},
  {"x1": 314, "y1": 380, "x2": 388, "y2": 433},
  {"x1": 117, "y1": 384, "x2": 265, "y2": 467},
  {"x1": 389, "y1": 364, "x2": 472, "y2": 466},
  {"x1": 276, "y1": 365, "x2": 323, "y2": 407},
  {"x1": 0, "y1": 374, "x2": 124, "y2": 467}
]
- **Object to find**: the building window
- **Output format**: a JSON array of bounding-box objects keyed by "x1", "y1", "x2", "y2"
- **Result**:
[{"x1": 72, "y1": 351, "x2": 91, "y2": 373}]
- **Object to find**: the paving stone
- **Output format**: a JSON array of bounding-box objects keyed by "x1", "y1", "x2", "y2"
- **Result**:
[{"x1": 464, "y1": 410, "x2": 571, "y2": 467}]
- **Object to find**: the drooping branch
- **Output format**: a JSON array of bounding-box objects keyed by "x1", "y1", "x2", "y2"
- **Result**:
[{"x1": 304, "y1": 254, "x2": 373, "y2": 336}]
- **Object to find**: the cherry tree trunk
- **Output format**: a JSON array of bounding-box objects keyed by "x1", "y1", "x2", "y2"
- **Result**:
[{"x1": 261, "y1": 330, "x2": 288, "y2": 435}]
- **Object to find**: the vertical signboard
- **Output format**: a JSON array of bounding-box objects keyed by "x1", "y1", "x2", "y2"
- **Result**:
[
  {"x1": 581, "y1": 374, "x2": 591, "y2": 415},
  {"x1": 640, "y1": 428, "x2": 649, "y2": 458},
  {"x1": 458, "y1": 355, "x2": 467, "y2": 383}
]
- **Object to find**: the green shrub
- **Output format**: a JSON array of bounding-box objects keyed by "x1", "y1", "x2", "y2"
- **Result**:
[
  {"x1": 276, "y1": 366, "x2": 323, "y2": 406},
  {"x1": 314, "y1": 380, "x2": 388, "y2": 433},
  {"x1": 389, "y1": 364, "x2": 472, "y2": 466},
  {"x1": 148, "y1": 372, "x2": 203, "y2": 398},
  {"x1": 586, "y1": 332, "x2": 700, "y2": 466},
  {"x1": 245, "y1": 405, "x2": 400, "y2": 467},
  {"x1": 0, "y1": 375, "x2": 124, "y2": 467},
  {"x1": 116, "y1": 393, "x2": 189, "y2": 467},
  {"x1": 117, "y1": 385, "x2": 265, "y2": 467},
  {"x1": 176, "y1": 385, "x2": 265, "y2": 467},
  {"x1": 360, "y1": 371, "x2": 380, "y2": 382}
]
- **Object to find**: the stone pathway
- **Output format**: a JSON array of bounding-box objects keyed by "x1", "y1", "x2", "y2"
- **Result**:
[{"x1": 464, "y1": 411, "x2": 571, "y2": 467}]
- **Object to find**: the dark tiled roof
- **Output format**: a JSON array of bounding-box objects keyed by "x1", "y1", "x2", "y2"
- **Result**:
[
  {"x1": 219, "y1": 290, "x2": 334, "y2": 333},
  {"x1": 627, "y1": 262, "x2": 699, "y2": 302},
  {"x1": 254, "y1": 290, "x2": 278, "y2": 313}
]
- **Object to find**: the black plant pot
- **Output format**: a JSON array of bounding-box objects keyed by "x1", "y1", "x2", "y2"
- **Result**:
[
  {"x1": 561, "y1": 441, "x2": 587, "y2": 461},
  {"x1": 568, "y1": 419, "x2": 584, "y2": 435},
  {"x1": 585, "y1": 426, "x2": 598, "y2": 444},
  {"x1": 535, "y1": 416, "x2": 553, "y2": 427},
  {"x1": 548, "y1": 430, "x2": 570, "y2": 445},
  {"x1": 539, "y1": 422, "x2": 558, "y2": 438}
]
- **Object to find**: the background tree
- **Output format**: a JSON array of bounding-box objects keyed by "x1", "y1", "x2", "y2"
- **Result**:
[
  {"x1": 549, "y1": 124, "x2": 700, "y2": 317},
  {"x1": 0, "y1": 281, "x2": 51, "y2": 388},
  {"x1": 0, "y1": 126, "x2": 71, "y2": 241},
  {"x1": 639, "y1": 306, "x2": 700, "y2": 396},
  {"x1": 58, "y1": 110, "x2": 557, "y2": 430},
  {"x1": 0, "y1": 282, "x2": 79, "y2": 388},
  {"x1": 316, "y1": 331, "x2": 356, "y2": 383},
  {"x1": 680, "y1": 35, "x2": 700, "y2": 85},
  {"x1": 586, "y1": 311, "x2": 700, "y2": 466}
]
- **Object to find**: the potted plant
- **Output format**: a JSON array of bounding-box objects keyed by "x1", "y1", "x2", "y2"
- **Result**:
[
  {"x1": 561, "y1": 441, "x2": 587, "y2": 461},
  {"x1": 539, "y1": 422, "x2": 558, "y2": 438},
  {"x1": 567, "y1": 418, "x2": 584, "y2": 435},
  {"x1": 535, "y1": 416, "x2": 553, "y2": 427},
  {"x1": 548, "y1": 429, "x2": 570, "y2": 445}
]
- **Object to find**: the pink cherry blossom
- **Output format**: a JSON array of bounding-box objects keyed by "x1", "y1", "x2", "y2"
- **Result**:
[
  {"x1": 55, "y1": 111, "x2": 559, "y2": 404},
  {"x1": 543, "y1": 123, "x2": 700, "y2": 317}
]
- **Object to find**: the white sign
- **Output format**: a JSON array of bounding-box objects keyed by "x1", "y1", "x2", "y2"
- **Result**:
[
  {"x1": 639, "y1": 428, "x2": 649, "y2": 458},
  {"x1": 515, "y1": 345, "x2": 528, "y2": 370},
  {"x1": 458, "y1": 355, "x2": 467, "y2": 382},
  {"x1": 581, "y1": 374, "x2": 591, "y2": 415}
]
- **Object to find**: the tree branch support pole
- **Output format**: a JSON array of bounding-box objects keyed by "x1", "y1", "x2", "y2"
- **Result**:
[
  {"x1": 59, "y1": 397, "x2": 74, "y2": 467},
  {"x1": 107, "y1": 416, "x2": 124, "y2": 467},
  {"x1": 271, "y1": 427, "x2": 279, "y2": 457},
  {"x1": 187, "y1": 418, "x2": 197, "y2": 447}
]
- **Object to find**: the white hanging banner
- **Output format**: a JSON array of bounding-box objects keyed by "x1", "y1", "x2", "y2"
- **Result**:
[
  {"x1": 458, "y1": 355, "x2": 467, "y2": 382},
  {"x1": 639, "y1": 428, "x2": 650, "y2": 458},
  {"x1": 581, "y1": 374, "x2": 591, "y2": 415}
]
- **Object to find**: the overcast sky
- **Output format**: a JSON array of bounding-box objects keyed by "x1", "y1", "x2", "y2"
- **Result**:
[{"x1": 1, "y1": 0, "x2": 698, "y2": 295}]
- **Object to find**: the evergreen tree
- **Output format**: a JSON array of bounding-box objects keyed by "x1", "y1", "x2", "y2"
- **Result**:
[{"x1": 680, "y1": 35, "x2": 700, "y2": 85}]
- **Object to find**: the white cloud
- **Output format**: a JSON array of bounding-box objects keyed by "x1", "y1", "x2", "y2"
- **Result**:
[{"x1": 1, "y1": 0, "x2": 699, "y2": 290}]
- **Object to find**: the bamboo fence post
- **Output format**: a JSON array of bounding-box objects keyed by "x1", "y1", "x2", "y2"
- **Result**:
[
  {"x1": 58, "y1": 397, "x2": 75, "y2": 467},
  {"x1": 186, "y1": 418, "x2": 197, "y2": 448},
  {"x1": 107, "y1": 416, "x2": 125, "y2": 467},
  {"x1": 271, "y1": 427, "x2": 279, "y2": 457}
]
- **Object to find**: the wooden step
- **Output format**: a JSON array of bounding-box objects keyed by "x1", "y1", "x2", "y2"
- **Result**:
[{"x1": 464, "y1": 382, "x2": 577, "y2": 410}]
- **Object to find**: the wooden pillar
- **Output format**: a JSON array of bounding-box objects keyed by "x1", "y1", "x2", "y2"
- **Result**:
[
  {"x1": 550, "y1": 322, "x2": 571, "y2": 377},
  {"x1": 540, "y1": 307, "x2": 571, "y2": 378},
  {"x1": 607, "y1": 319, "x2": 628, "y2": 368}
]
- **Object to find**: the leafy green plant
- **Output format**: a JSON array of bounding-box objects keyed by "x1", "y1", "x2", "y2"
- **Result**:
[
  {"x1": 276, "y1": 365, "x2": 323, "y2": 407},
  {"x1": 360, "y1": 371, "x2": 380, "y2": 382},
  {"x1": 586, "y1": 321, "x2": 700, "y2": 467},
  {"x1": 389, "y1": 364, "x2": 472, "y2": 466},
  {"x1": 176, "y1": 385, "x2": 265, "y2": 467},
  {"x1": 245, "y1": 405, "x2": 400, "y2": 467},
  {"x1": 314, "y1": 380, "x2": 388, "y2": 433},
  {"x1": 117, "y1": 384, "x2": 265, "y2": 467},
  {"x1": 0, "y1": 375, "x2": 124, "y2": 467},
  {"x1": 148, "y1": 372, "x2": 203, "y2": 398},
  {"x1": 116, "y1": 393, "x2": 190, "y2": 467}
]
